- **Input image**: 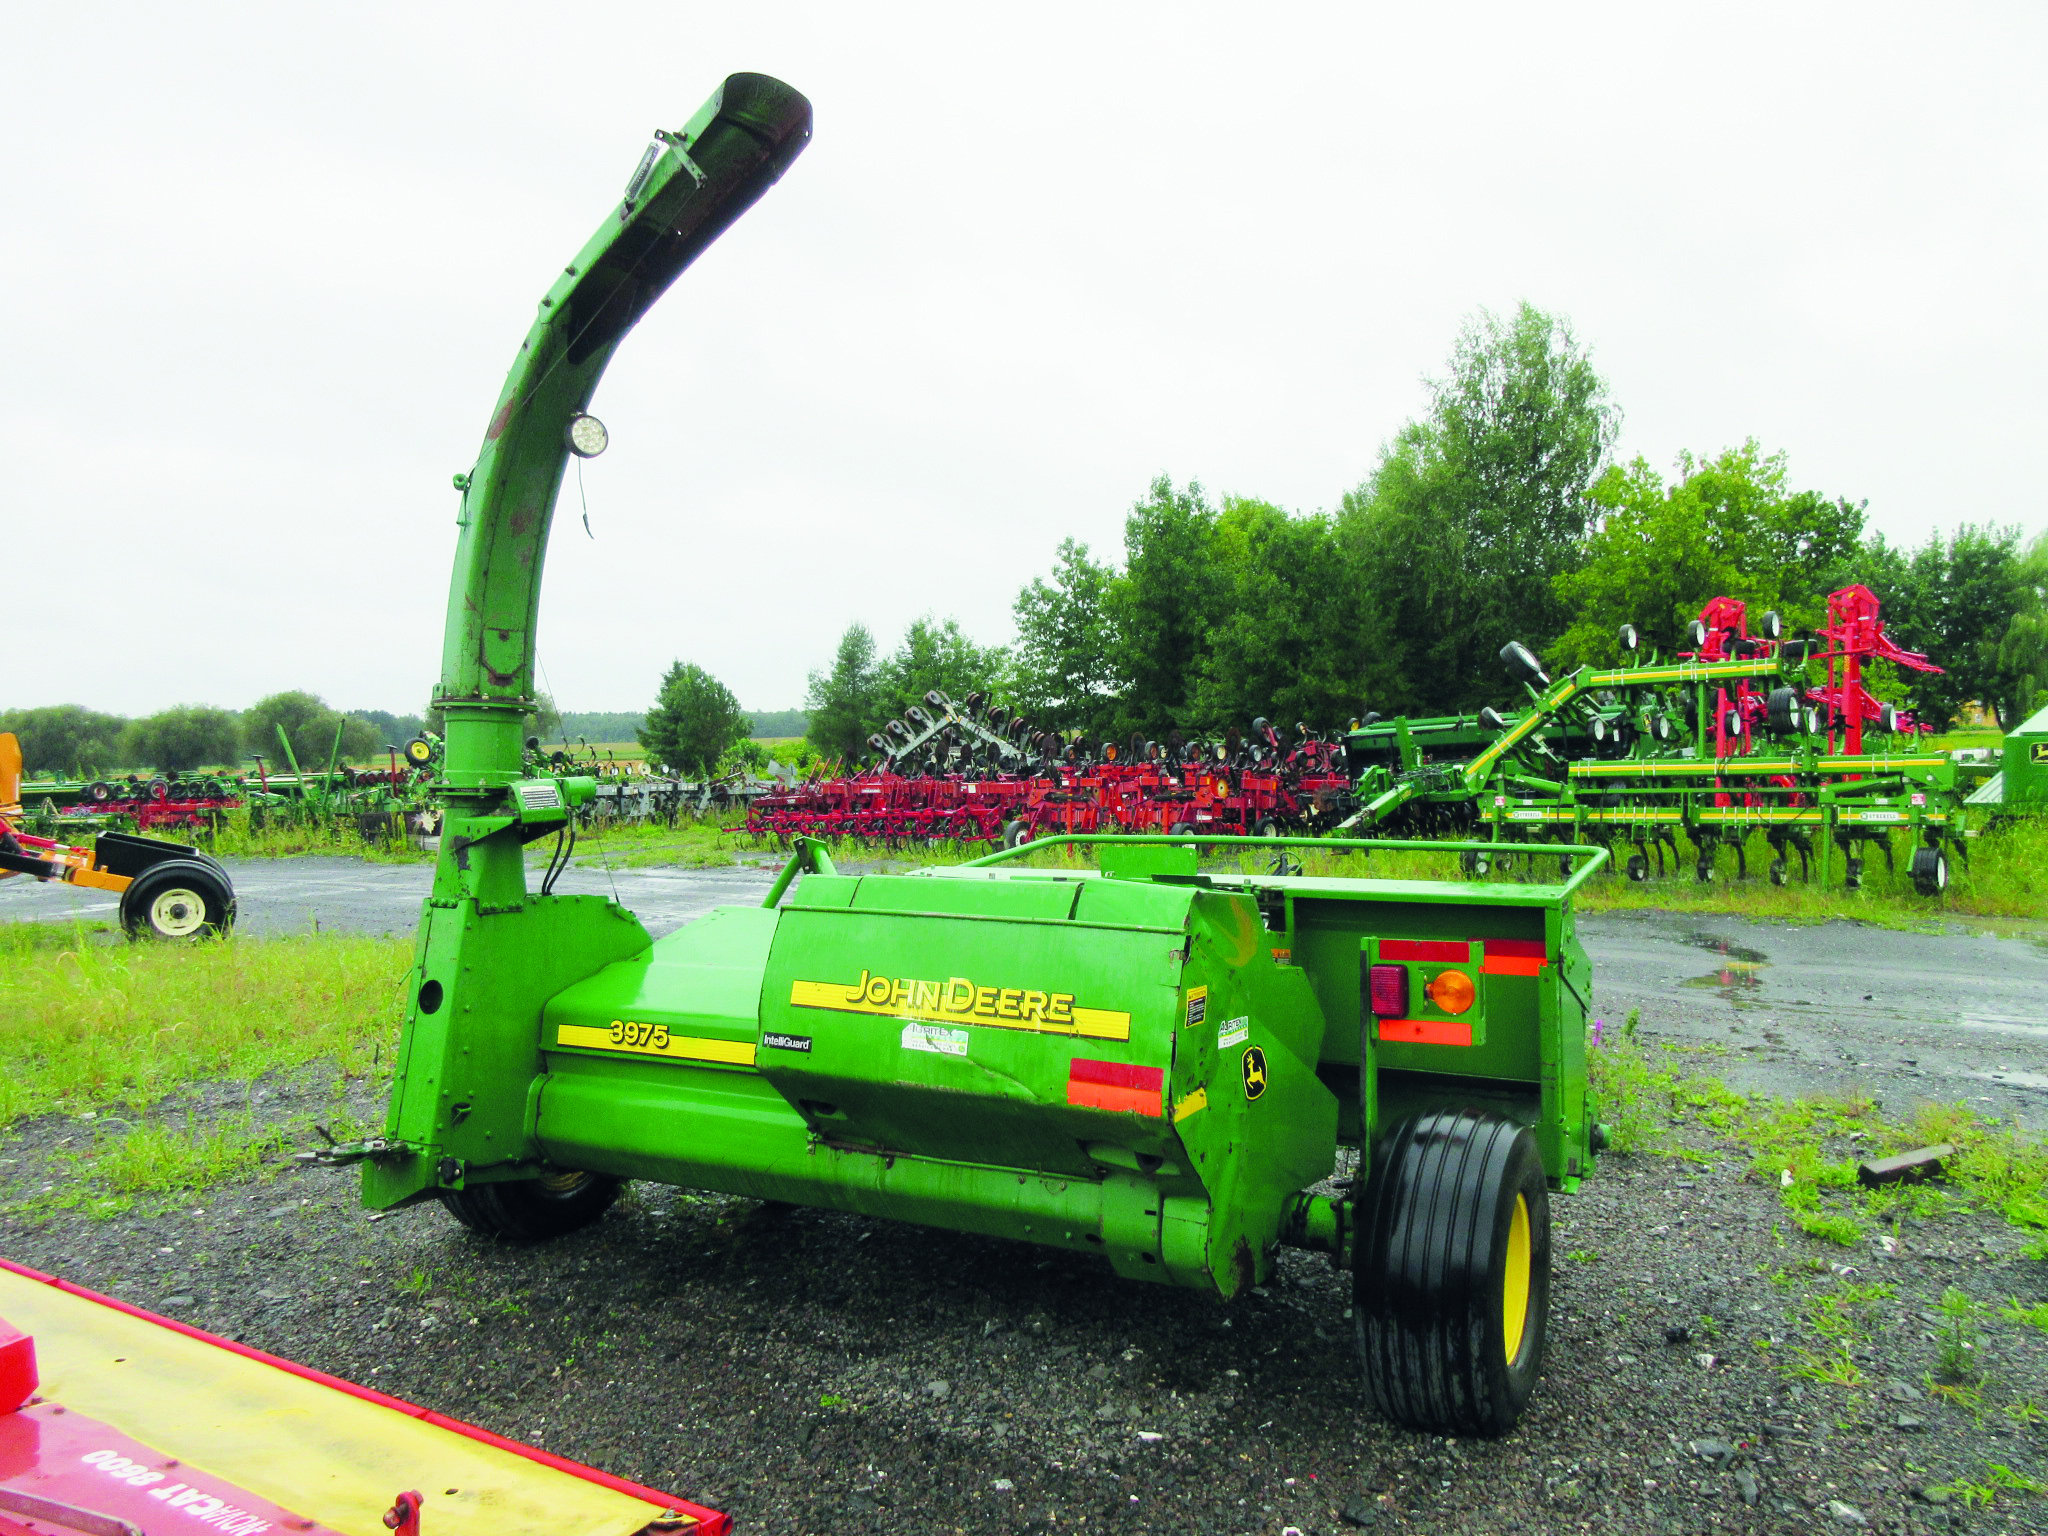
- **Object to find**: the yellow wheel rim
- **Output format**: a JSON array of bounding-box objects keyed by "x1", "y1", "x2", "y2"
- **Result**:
[{"x1": 1502, "y1": 1193, "x2": 1532, "y2": 1362}]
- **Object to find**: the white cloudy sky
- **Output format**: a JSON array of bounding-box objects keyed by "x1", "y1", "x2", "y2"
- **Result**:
[{"x1": 4, "y1": 5, "x2": 2043, "y2": 718}]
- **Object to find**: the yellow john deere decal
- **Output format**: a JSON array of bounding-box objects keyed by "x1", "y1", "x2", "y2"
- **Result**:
[
  {"x1": 789, "y1": 969, "x2": 1131, "y2": 1041},
  {"x1": 555, "y1": 1021, "x2": 757, "y2": 1066}
]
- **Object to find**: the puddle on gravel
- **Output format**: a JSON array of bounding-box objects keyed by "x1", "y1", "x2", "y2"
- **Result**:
[
  {"x1": 1679, "y1": 931, "x2": 1771, "y2": 965},
  {"x1": 1967, "y1": 1069, "x2": 2048, "y2": 1091},
  {"x1": 1681, "y1": 963, "x2": 1766, "y2": 1001},
  {"x1": 1676, "y1": 931, "x2": 1770, "y2": 1002}
]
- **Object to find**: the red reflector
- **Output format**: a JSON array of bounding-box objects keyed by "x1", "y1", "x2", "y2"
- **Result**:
[
  {"x1": 1367, "y1": 964, "x2": 1409, "y2": 1017},
  {"x1": 1068, "y1": 1059, "x2": 1164, "y2": 1091},
  {"x1": 1481, "y1": 937, "x2": 1549, "y2": 976},
  {"x1": 1379, "y1": 939, "x2": 1471, "y2": 963},
  {"x1": 1067, "y1": 1059, "x2": 1164, "y2": 1116},
  {"x1": 1378, "y1": 1017, "x2": 1475, "y2": 1047}
]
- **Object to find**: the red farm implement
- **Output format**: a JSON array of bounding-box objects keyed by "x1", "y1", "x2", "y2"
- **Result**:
[
  {"x1": 747, "y1": 702, "x2": 1360, "y2": 849},
  {"x1": 0, "y1": 1257, "x2": 726, "y2": 1536}
]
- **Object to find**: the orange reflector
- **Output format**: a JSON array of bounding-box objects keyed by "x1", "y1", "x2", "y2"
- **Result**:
[{"x1": 1425, "y1": 968, "x2": 1477, "y2": 1014}]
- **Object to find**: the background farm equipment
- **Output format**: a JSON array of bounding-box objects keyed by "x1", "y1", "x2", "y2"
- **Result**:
[
  {"x1": 0, "y1": 733, "x2": 236, "y2": 937},
  {"x1": 749, "y1": 706, "x2": 1358, "y2": 846},
  {"x1": 1342, "y1": 586, "x2": 2027, "y2": 895}
]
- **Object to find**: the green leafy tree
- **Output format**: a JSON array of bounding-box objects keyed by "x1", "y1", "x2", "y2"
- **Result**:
[
  {"x1": 348, "y1": 708, "x2": 428, "y2": 746},
  {"x1": 1011, "y1": 538, "x2": 1124, "y2": 737},
  {"x1": 244, "y1": 690, "x2": 377, "y2": 769},
  {"x1": 1107, "y1": 477, "x2": 1227, "y2": 736},
  {"x1": 746, "y1": 709, "x2": 809, "y2": 738},
  {"x1": 717, "y1": 738, "x2": 772, "y2": 776},
  {"x1": 0, "y1": 704, "x2": 131, "y2": 775},
  {"x1": 1994, "y1": 532, "x2": 2048, "y2": 725},
  {"x1": 638, "y1": 662, "x2": 748, "y2": 776},
  {"x1": 1191, "y1": 499, "x2": 1399, "y2": 735},
  {"x1": 124, "y1": 706, "x2": 241, "y2": 773},
  {"x1": 1866, "y1": 524, "x2": 2028, "y2": 730},
  {"x1": 1551, "y1": 442, "x2": 1866, "y2": 668},
  {"x1": 1340, "y1": 303, "x2": 1618, "y2": 710},
  {"x1": 804, "y1": 623, "x2": 883, "y2": 763},
  {"x1": 878, "y1": 616, "x2": 1009, "y2": 725}
]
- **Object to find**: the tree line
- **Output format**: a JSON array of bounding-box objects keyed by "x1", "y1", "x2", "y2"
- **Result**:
[{"x1": 795, "y1": 303, "x2": 2047, "y2": 763}]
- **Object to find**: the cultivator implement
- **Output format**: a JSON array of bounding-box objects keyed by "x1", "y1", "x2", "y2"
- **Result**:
[
  {"x1": 0, "y1": 1259, "x2": 726, "y2": 1535},
  {"x1": 749, "y1": 712, "x2": 1357, "y2": 846},
  {"x1": 1344, "y1": 588, "x2": 2003, "y2": 895}
]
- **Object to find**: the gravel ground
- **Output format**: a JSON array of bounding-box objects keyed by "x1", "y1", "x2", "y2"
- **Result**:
[{"x1": 3, "y1": 1062, "x2": 2044, "y2": 1535}]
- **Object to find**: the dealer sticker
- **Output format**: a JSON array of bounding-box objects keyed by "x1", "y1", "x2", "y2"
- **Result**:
[
  {"x1": 1218, "y1": 1015, "x2": 1250, "y2": 1050},
  {"x1": 901, "y1": 1022, "x2": 970, "y2": 1056},
  {"x1": 762, "y1": 1032, "x2": 812, "y2": 1053}
]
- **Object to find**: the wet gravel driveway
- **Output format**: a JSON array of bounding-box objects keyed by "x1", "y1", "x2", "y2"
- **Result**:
[{"x1": 3, "y1": 860, "x2": 2044, "y2": 1533}]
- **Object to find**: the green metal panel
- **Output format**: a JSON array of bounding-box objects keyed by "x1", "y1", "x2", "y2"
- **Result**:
[{"x1": 2003, "y1": 703, "x2": 2048, "y2": 807}]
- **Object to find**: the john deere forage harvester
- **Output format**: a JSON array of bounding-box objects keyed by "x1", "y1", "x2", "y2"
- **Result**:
[{"x1": 334, "y1": 74, "x2": 1605, "y2": 1435}]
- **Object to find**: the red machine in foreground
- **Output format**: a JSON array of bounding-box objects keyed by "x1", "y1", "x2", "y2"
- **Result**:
[{"x1": 0, "y1": 1259, "x2": 724, "y2": 1536}]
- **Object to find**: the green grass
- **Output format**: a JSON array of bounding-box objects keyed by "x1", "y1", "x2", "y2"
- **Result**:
[
  {"x1": 564, "y1": 816, "x2": 767, "y2": 870},
  {"x1": 0, "y1": 923, "x2": 411, "y2": 1124},
  {"x1": 205, "y1": 809, "x2": 432, "y2": 864},
  {"x1": 1589, "y1": 1034, "x2": 2048, "y2": 1252},
  {"x1": 1932, "y1": 1462, "x2": 2047, "y2": 1509}
]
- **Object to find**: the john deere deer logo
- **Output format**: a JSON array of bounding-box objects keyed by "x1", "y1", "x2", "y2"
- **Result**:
[{"x1": 1241, "y1": 1045, "x2": 1268, "y2": 1101}]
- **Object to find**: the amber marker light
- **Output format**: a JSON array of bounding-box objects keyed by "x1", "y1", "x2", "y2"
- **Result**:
[{"x1": 1425, "y1": 969, "x2": 1477, "y2": 1015}]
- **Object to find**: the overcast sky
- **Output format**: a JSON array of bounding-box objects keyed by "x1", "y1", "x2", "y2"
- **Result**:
[{"x1": 5, "y1": 5, "x2": 2043, "y2": 719}]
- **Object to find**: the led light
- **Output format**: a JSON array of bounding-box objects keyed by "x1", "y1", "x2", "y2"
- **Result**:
[
  {"x1": 1367, "y1": 963, "x2": 1408, "y2": 1018},
  {"x1": 1426, "y1": 969, "x2": 1477, "y2": 1015},
  {"x1": 565, "y1": 413, "x2": 609, "y2": 458}
]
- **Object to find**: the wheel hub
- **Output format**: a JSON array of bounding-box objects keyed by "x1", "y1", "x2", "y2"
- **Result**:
[
  {"x1": 1502, "y1": 1192, "x2": 1532, "y2": 1362},
  {"x1": 149, "y1": 888, "x2": 207, "y2": 937}
]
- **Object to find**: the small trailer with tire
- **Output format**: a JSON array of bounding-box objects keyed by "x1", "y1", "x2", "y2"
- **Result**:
[
  {"x1": 328, "y1": 72, "x2": 1605, "y2": 1436},
  {"x1": 0, "y1": 732, "x2": 236, "y2": 939}
]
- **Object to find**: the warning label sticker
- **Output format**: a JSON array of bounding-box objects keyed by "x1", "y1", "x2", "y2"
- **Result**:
[
  {"x1": 901, "y1": 1022, "x2": 970, "y2": 1056},
  {"x1": 1184, "y1": 985, "x2": 1208, "y2": 1029},
  {"x1": 1218, "y1": 1016, "x2": 1250, "y2": 1050}
]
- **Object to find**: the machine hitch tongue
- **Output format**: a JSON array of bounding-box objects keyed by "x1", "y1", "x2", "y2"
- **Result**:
[{"x1": 383, "y1": 1490, "x2": 423, "y2": 1536}]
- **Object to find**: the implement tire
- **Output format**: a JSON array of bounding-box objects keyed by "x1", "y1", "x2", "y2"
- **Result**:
[
  {"x1": 1354, "y1": 1109, "x2": 1551, "y2": 1436},
  {"x1": 119, "y1": 858, "x2": 235, "y2": 940},
  {"x1": 440, "y1": 1170, "x2": 623, "y2": 1242}
]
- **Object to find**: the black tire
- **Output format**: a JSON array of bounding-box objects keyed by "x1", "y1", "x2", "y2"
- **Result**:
[
  {"x1": 1254, "y1": 818, "x2": 1279, "y2": 838},
  {"x1": 1767, "y1": 687, "x2": 1799, "y2": 735},
  {"x1": 1625, "y1": 854, "x2": 1649, "y2": 882},
  {"x1": 1843, "y1": 855, "x2": 1864, "y2": 890},
  {"x1": 119, "y1": 858, "x2": 235, "y2": 940},
  {"x1": 1910, "y1": 846, "x2": 1948, "y2": 897},
  {"x1": 1001, "y1": 820, "x2": 1030, "y2": 850},
  {"x1": 1769, "y1": 858, "x2": 1788, "y2": 887},
  {"x1": 1355, "y1": 1109, "x2": 1551, "y2": 1436},
  {"x1": 439, "y1": 1170, "x2": 623, "y2": 1241},
  {"x1": 1695, "y1": 856, "x2": 1714, "y2": 883},
  {"x1": 88, "y1": 781, "x2": 113, "y2": 804}
]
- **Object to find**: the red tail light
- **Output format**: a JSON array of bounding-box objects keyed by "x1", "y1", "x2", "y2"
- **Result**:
[{"x1": 1368, "y1": 963, "x2": 1408, "y2": 1017}]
